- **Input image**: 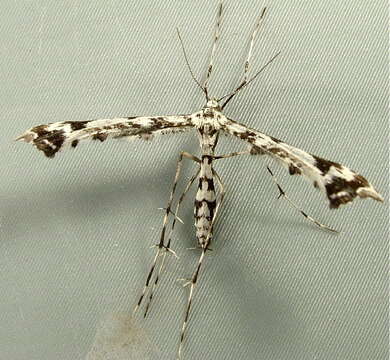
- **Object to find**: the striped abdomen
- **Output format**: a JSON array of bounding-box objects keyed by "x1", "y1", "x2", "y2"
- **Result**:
[{"x1": 194, "y1": 155, "x2": 216, "y2": 248}]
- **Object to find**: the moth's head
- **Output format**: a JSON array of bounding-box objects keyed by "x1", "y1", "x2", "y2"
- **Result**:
[{"x1": 204, "y1": 98, "x2": 221, "y2": 112}]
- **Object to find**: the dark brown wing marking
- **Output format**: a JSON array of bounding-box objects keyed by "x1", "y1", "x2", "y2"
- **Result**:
[
  {"x1": 222, "y1": 118, "x2": 383, "y2": 208},
  {"x1": 16, "y1": 115, "x2": 197, "y2": 158}
]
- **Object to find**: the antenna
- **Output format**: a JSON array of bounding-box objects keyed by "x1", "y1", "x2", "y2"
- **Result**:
[{"x1": 176, "y1": 28, "x2": 208, "y2": 100}]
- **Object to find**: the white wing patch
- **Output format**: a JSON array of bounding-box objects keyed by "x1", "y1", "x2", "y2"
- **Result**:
[
  {"x1": 221, "y1": 117, "x2": 383, "y2": 209},
  {"x1": 16, "y1": 115, "x2": 197, "y2": 158}
]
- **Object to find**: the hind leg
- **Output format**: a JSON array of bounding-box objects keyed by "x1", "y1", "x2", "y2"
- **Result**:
[
  {"x1": 133, "y1": 152, "x2": 201, "y2": 316},
  {"x1": 177, "y1": 169, "x2": 225, "y2": 359},
  {"x1": 143, "y1": 168, "x2": 201, "y2": 317}
]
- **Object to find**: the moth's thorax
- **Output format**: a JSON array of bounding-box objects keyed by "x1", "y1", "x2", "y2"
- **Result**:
[
  {"x1": 191, "y1": 98, "x2": 222, "y2": 155},
  {"x1": 194, "y1": 99, "x2": 220, "y2": 245},
  {"x1": 197, "y1": 125, "x2": 219, "y2": 155}
]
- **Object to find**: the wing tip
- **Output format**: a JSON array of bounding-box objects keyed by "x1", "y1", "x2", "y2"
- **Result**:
[
  {"x1": 357, "y1": 186, "x2": 384, "y2": 203},
  {"x1": 329, "y1": 185, "x2": 384, "y2": 209},
  {"x1": 16, "y1": 127, "x2": 64, "y2": 158},
  {"x1": 15, "y1": 131, "x2": 35, "y2": 143}
]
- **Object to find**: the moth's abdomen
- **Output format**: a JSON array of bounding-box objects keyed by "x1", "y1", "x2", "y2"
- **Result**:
[{"x1": 194, "y1": 156, "x2": 216, "y2": 247}]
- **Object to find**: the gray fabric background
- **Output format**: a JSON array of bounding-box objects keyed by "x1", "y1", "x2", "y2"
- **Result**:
[{"x1": 0, "y1": 1, "x2": 388, "y2": 359}]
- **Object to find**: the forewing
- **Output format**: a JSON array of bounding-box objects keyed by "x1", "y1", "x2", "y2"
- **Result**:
[
  {"x1": 221, "y1": 118, "x2": 383, "y2": 209},
  {"x1": 17, "y1": 114, "x2": 197, "y2": 158}
]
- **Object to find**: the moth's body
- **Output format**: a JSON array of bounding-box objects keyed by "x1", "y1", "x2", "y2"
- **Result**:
[
  {"x1": 17, "y1": 3, "x2": 383, "y2": 360},
  {"x1": 194, "y1": 100, "x2": 221, "y2": 247}
]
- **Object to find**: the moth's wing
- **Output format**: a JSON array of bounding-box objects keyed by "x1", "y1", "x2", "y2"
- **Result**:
[
  {"x1": 16, "y1": 114, "x2": 197, "y2": 158},
  {"x1": 221, "y1": 118, "x2": 383, "y2": 209}
]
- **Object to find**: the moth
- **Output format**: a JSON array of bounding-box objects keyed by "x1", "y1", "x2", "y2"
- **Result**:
[{"x1": 17, "y1": 2, "x2": 383, "y2": 358}]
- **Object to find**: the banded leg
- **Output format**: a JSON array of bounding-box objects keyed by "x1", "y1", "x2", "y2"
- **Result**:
[
  {"x1": 143, "y1": 168, "x2": 201, "y2": 317},
  {"x1": 266, "y1": 166, "x2": 338, "y2": 233},
  {"x1": 243, "y1": 7, "x2": 267, "y2": 82},
  {"x1": 133, "y1": 152, "x2": 201, "y2": 316},
  {"x1": 178, "y1": 169, "x2": 226, "y2": 359},
  {"x1": 220, "y1": 7, "x2": 280, "y2": 109},
  {"x1": 212, "y1": 150, "x2": 250, "y2": 160},
  {"x1": 204, "y1": 0, "x2": 224, "y2": 97}
]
